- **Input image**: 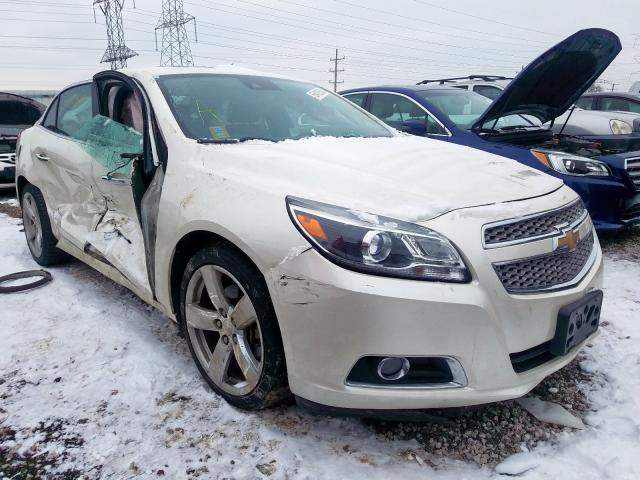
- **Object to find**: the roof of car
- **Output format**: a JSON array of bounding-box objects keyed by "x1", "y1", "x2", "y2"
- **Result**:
[
  {"x1": 340, "y1": 84, "x2": 459, "y2": 94},
  {"x1": 60, "y1": 66, "x2": 311, "y2": 91},
  {"x1": 582, "y1": 91, "x2": 640, "y2": 100},
  {"x1": 417, "y1": 75, "x2": 512, "y2": 85},
  {"x1": 121, "y1": 65, "x2": 301, "y2": 82}
]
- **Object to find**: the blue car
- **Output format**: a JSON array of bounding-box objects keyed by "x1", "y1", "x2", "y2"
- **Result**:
[{"x1": 341, "y1": 29, "x2": 640, "y2": 232}]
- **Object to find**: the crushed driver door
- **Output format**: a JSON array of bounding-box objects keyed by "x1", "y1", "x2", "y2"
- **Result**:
[{"x1": 77, "y1": 71, "x2": 162, "y2": 300}]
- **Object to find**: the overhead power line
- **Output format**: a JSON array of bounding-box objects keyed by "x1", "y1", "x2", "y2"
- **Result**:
[
  {"x1": 1, "y1": 6, "x2": 533, "y2": 70},
  {"x1": 272, "y1": 0, "x2": 551, "y2": 47},
  {"x1": 409, "y1": 0, "x2": 556, "y2": 36},
  {"x1": 119, "y1": 4, "x2": 537, "y2": 69},
  {"x1": 185, "y1": 0, "x2": 543, "y2": 59},
  {"x1": 3, "y1": 0, "x2": 543, "y2": 68}
]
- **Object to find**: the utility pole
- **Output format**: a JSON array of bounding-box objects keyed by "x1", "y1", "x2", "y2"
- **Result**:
[
  {"x1": 632, "y1": 35, "x2": 640, "y2": 87},
  {"x1": 156, "y1": 0, "x2": 197, "y2": 67},
  {"x1": 330, "y1": 49, "x2": 345, "y2": 92},
  {"x1": 93, "y1": 0, "x2": 138, "y2": 70}
]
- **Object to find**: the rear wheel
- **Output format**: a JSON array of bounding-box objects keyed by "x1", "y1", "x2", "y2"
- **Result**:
[
  {"x1": 21, "y1": 184, "x2": 67, "y2": 266},
  {"x1": 179, "y1": 244, "x2": 289, "y2": 410}
]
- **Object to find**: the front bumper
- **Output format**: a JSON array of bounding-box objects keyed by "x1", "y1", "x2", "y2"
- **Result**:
[
  {"x1": 267, "y1": 188, "x2": 604, "y2": 410},
  {"x1": 556, "y1": 168, "x2": 640, "y2": 232},
  {"x1": 0, "y1": 152, "x2": 16, "y2": 184}
]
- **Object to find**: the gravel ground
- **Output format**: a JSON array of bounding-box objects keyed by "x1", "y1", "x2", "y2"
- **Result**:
[
  {"x1": 0, "y1": 419, "x2": 86, "y2": 480},
  {"x1": 368, "y1": 357, "x2": 597, "y2": 466},
  {"x1": 0, "y1": 196, "x2": 20, "y2": 219},
  {"x1": 599, "y1": 225, "x2": 640, "y2": 259}
]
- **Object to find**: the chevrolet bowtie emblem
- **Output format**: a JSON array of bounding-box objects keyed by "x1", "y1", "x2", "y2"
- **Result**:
[{"x1": 557, "y1": 228, "x2": 580, "y2": 251}]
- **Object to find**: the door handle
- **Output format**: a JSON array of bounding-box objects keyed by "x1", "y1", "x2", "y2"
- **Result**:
[
  {"x1": 35, "y1": 152, "x2": 50, "y2": 162},
  {"x1": 101, "y1": 173, "x2": 130, "y2": 184}
]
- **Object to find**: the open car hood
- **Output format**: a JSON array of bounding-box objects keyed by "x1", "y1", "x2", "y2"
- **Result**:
[
  {"x1": 0, "y1": 92, "x2": 46, "y2": 129},
  {"x1": 472, "y1": 29, "x2": 621, "y2": 130}
]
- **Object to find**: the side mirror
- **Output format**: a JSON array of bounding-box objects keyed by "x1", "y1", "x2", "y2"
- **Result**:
[{"x1": 400, "y1": 119, "x2": 428, "y2": 136}]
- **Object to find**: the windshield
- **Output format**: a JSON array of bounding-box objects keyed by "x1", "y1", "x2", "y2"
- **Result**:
[
  {"x1": 417, "y1": 89, "x2": 539, "y2": 131},
  {"x1": 157, "y1": 74, "x2": 392, "y2": 142}
]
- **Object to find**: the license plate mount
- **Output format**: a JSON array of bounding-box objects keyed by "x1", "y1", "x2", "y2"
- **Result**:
[{"x1": 550, "y1": 290, "x2": 603, "y2": 356}]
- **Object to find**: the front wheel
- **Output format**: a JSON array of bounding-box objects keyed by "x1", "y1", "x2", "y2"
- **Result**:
[{"x1": 179, "y1": 244, "x2": 290, "y2": 410}]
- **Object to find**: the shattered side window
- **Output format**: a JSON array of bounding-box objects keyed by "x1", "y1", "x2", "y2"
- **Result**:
[
  {"x1": 57, "y1": 84, "x2": 93, "y2": 138},
  {"x1": 74, "y1": 115, "x2": 143, "y2": 176}
]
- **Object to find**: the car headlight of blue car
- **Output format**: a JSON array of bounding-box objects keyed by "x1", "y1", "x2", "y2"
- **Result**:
[{"x1": 531, "y1": 150, "x2": 611, "y2": 177}]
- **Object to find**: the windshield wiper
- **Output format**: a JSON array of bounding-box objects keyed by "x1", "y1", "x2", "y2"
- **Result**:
[
  {"x1": 237, "y1": 137, "x2": 277, "y2": 143},
  {"x1": 476, "y1": 124, "x2": 538, "y2": 135},
  {"x1": 496, "y1": 125, "x2": 539, "y2": 131},
  {"x1": 197, "y1": 137, "x2": 278, "y2": 144},
  {"x1": 197, "y1": 138, "x2": 240, "y2": 144}
]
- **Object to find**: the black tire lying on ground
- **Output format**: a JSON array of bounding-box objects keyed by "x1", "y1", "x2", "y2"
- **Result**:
[{"x1": 0, "y1": 269, "x2": 52, "y2": 293}]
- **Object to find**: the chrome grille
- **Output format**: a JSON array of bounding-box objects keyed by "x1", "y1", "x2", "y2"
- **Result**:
[
  {"x1": 626, "y1": 157, "x2": 640, "y2": 191},
  {"x1": 622, "y1": 204, "x2": 640, "y2": 222},
  {"x1": 484, "y1": 200, "x2": 586, "y2": 246},
  {"x1": 493, "y1": 232, "x2": 594, "y2": 294},
  {"x1": 0, "y1": 153, "x2": 15, "y2": 163}
]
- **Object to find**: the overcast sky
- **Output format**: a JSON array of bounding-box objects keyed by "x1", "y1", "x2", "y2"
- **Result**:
[{"x1": 1, "y1": 0, "x2": 638, "y2": 92}]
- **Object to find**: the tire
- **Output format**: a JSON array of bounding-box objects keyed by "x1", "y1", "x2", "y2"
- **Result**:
[
  {"x1": 20, "y1": 184, "x2": 68, "y2": 266},
  {"x1": 179, "y1": 243, "x2": 290, "y2": 410}
]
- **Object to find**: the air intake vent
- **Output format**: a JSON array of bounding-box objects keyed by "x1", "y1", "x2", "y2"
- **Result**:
[{"x1": 493, "y1": 232, "x2": 595, "y2": 294}]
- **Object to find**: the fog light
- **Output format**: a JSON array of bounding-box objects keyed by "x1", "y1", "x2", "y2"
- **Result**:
[{"x1": 377, "y1": 357, "x2": 410, "y2": 381}]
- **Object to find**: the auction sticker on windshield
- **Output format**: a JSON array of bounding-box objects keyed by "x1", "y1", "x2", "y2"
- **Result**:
[
  {"x1": 209, "y1": 125, "x2": 230, "y2": 139},
  {"x1": 306, "y1": 88, "x2": 329, "y2": 101}
]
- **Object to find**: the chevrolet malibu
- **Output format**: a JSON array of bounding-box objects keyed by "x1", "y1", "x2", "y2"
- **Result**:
[{"x1": 16, "y1": 67, "x2": 603, "y2": 412}]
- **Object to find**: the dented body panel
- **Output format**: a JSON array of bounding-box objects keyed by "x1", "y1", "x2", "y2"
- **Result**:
[{"x1": 16, "y1": 66, "x2": 602, "y2": 410}]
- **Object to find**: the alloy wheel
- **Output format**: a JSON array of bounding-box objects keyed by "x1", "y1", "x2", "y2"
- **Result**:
[{"x1": 185, "y1": 264, "x2": 263, "y2": 396}]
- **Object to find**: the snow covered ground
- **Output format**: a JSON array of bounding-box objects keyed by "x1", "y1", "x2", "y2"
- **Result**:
[{"x1": 1, "y1": 206, "x2": 640, "y2": 479}]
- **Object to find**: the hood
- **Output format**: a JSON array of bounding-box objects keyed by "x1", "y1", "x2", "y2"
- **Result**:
[
  {"x1": 473, "y1": 28, "x2": 621, "y2": 130},
  {"x1": 0, "y1": 92, "x2": 46, "y2": 133},
  {"x1": 198, "y1": 136, "x2": 563, "y2": 223}
]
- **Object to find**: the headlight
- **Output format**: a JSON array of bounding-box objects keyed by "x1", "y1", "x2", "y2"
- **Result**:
[
  {"x1": 531, "y1": 150, "x2": 610, "y2": 176},
  {"x1": 286, "y1": 196, "x2": 471, "y2": 283},
  {"x1": 610, "y1": 119, "x2": 633, "y2": 135}
]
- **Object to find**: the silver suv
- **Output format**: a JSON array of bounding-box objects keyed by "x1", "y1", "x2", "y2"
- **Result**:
[
  {"x1": 418, "y1": 75, "x2": 510, "y2": 101},
  {"x1": 419, "y1": 75, "x2": 640, "y2": 137}
]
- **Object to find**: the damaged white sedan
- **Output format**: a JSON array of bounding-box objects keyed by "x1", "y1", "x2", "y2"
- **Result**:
[{"x1": 16, "y1": 67, "x2": 603, "y2": 413}]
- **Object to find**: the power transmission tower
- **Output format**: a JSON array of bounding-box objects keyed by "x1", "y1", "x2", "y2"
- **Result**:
[
  {"x1": 329, "y1": 49, "x2": 345, "y2": 92},
  {"x1": 155, "y1": 0, "x2": 198, "y2": 67},
  {"x1": 93, "y1": 0, "x2": 138, "y2": 70}
]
